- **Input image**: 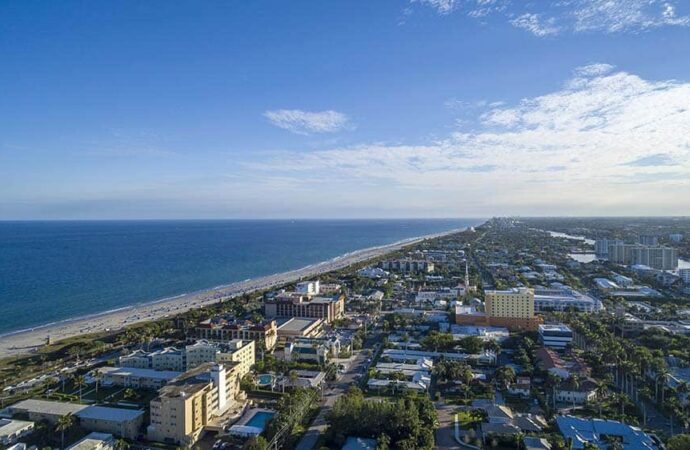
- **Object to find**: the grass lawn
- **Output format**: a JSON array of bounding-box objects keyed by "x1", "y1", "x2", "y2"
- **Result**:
[{"x1": 456, "y1": 410, "x2": 481, "y2": 429}]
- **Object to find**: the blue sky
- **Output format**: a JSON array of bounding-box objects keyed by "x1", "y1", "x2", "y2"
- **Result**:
[{"x1": 2, "y1": 0, "x2": 690, "y2": 219}]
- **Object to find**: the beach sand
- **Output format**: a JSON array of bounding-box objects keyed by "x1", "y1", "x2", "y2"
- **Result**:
[{"x1": 0, "y1": 229, "x2": 460, "y2": 358}]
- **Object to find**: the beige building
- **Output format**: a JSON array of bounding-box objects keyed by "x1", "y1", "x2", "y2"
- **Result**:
[
  {"x1": 276, "y1": 318, "x2": 324, "y2": 343},
  {"x1": 119, "y1": 340, "x2": 255, "y2": 377},
  {"x1": 264, "y1": 294, "x2": 345, "y2": 323},
  {"x1": 194, "y1": 318, "x2": 278, "y2": 351},
  {"x1": 456, "y1": 287, "x2": 541, "y2": 331},
  {"x1": 147, "y1": 363, "x2": 242, "y2": 447},
  {"x1": 185, "y1": 340, "x2": 255, "y2": 377},
  {"x1": 485, "y1": 287, "x2": 535, "y2": 319}
]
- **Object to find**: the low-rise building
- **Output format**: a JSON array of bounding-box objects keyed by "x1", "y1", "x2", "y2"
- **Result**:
[
  {"x1": 99, "y1": 367, "x2": 181, "y2": 389},
  {"x1": 533, "y1": 287, "x2": 602, "y2": 313},
  {"x1": 280, "y1": 370, "x2": 326, "y2": 389},
  {"x1": 556, "y1": 415, "x2": 661, "y2": 449},
  {"x1": 0, "y1": 419, "x2": 34, "y2": 445},
  {"x1": 5, "y1": 400, "x2": 144, "y2": 439},
  {"x1": 380, "y1": 260, "x2": 434, "y2": 273},
  {"x1": 119, "y1": 347, "x2": 185, "y2": 372},
  {"x1": 507, "y1": 377, "x2": 531, "y2": 397},
  {"x1": 555, "y1": 377, "x2": 597, "y2": 405},
  {"x1": 276, "y1": 318, "x2": 324, "y2": 343},
  {"x1": 66, "y1": 432, "x2": 115, "y2": 450},
  {"x1": 539, "y1": 324, "x2": 573, "y2": 349}
]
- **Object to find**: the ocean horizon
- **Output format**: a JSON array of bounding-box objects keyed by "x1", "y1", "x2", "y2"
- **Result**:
[{"x1": 0, "y1": 219, "x2": 482, "y2": 335}]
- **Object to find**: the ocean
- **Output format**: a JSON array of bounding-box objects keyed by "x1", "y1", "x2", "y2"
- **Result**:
[{"x1": 0, "y1": 219, "x2": 480, "y2": 335}]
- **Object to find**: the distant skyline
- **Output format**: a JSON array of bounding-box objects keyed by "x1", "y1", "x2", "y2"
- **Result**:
[{"x1": 2, "y1": 1, "x2": 690, "y2": 219}]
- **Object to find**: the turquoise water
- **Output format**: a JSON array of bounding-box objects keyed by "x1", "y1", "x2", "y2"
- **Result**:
[
  {"x1": 246, "y1": 411, "x2": 275, "y2": 430},
  {"x1": 257, "y1": 374, "x2": 274, "y2": 386},
  {"x1": 0, "y1": 219, "x2": 480, "y2": 335}
]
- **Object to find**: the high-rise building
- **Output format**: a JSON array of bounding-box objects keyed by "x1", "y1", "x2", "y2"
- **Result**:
[
  {"x1": 485, "y1": 288, "x2": 541, "y2": 330},
  {"x1": 607, "y1": 243, "x2": 637, "y2": 264},
  {"x1": 679, "y1": 268, "x2": 690, "y2": 285},
  {"x1": 639, "y1": 234, "x2": 659, "y2": 246},
  {"x1": 608, "y1": 243, "x2": 678, "y2": 270},
  {"x1": 632, "y1": 246, "x2": 678, "y2": 270},
  {"x1": 594, "y1": 239, "x2": 624, "y2": 258}
]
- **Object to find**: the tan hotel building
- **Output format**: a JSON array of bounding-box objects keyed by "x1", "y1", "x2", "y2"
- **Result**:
[
  {"x1": 456, "y1": 287, "x2": 542, "y2": 331},
  {"x1": 147, "y1": 363, "x2": 242, "y2": 447},
  {"x1": 264, "y1": 293, "x2": 345, "y2": 323},
  {"x1": 194, "y1": 318, "x2": 278, "y2": 351}
]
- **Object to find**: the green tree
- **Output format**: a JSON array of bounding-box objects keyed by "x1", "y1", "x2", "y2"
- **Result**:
[
  {"x1": 667, "y1": 434, "x2": 690, "y2": 450},
  {"x1": 56, "y1": 413, "x2": 75, "y2": 450}
]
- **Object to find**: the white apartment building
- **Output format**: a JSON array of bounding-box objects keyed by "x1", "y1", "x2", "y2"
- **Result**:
[{"x1": 119, "y1": 340, "x2": 255, "y2": 378}]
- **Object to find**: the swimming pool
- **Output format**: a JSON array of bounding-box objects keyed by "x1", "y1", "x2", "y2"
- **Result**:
[
  {"x1": 257, "y1": 374, "x2": 274, "y2": 386},
  {"x1": 246, "y1": 411, "x2": 275, "y2": 430}
]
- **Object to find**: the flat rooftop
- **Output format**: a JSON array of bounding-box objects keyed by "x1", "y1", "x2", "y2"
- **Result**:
[
  {"x1": 77, "y1": 406, "x2": 144, "y2": 422},
  {"x1": 99, "y1": 366, "x2": 182, "y2": 380},
  {"x1": 8, "y1": 399, "x2": 86, "y2": 416},
  {"x1": 277, "y1": 317, "x2": 321, "y2": 332},
  {"x1": 67, "y1": 432, "x2": 114, "y2": 450},
  {"x1": 539, "y1": 324, "x2": 572, "y2": 333},
  {"x1": 0, "y1": 418, "x2": 34, "y2": 435}
]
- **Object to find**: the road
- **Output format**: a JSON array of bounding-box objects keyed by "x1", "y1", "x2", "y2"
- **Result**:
[
  {"x1": 294, "y1": 349, "x2": 371, "y2": 450},
  {"x1": 434, "y1": 401, "x2": 459, "y2": 449}
]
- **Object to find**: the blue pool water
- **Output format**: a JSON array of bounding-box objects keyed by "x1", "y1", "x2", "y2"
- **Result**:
[
  {"x1": 257, "y1": 374, "x2": 273, "y2": 386},
  {"x1": 0, "y1": 219, "x2": 481, "y2": 334},
  {"x1": 246, "y1": 411, "x2": 275, "y2": 430}
]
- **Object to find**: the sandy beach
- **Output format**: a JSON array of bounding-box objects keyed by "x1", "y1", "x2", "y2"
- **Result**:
[{"x1": 0, "y1": 228, "x2": 461, "y2": 358}]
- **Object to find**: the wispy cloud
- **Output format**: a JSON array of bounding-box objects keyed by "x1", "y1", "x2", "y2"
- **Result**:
[
  {"x1": 510, "y1": 13, "x2": 559, "y2": 36},
  {"x1": 412, "y1": 0, "x2": 458, "y2": 15},
  {"x1": 411, "y1": 0, "x2": 690, "y2": 35},
  {"x1": 263, "y1": 109, "x2": 351, "y2": 135},
  {"x1": 240, "y1": 64, "x2": 690, "y2": 215},
  {"x1": 621, "y1": 153, "x2": 676, "y2": 167}
]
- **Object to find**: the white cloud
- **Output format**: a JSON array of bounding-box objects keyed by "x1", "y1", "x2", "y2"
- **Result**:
[
  {"x1": 412, "y1": 0, "x2": 457, "y2": 15},
  {"x1": 263, "y1": 109, "x2": 351, "y2": 135},
  {"x1": 572, "y1": 0, "x2": 690, "y2": 32},
  {"x1": 411, "y1": 0, "x2": 690, "y2": 35},
  {"x1": 510, "y1": 13, "x2": 560, "y2": 36},
  {"x1": 243, "y1": 65, "x2": 690, "y2": 216},
  {"x1": 573, "y1": 63, "x2": 616, "y2": 77}
]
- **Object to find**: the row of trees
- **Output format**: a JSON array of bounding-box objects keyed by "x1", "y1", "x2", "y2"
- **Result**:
[{"x1": 565, "y1": 312, "x2": 690, "y2": 434}]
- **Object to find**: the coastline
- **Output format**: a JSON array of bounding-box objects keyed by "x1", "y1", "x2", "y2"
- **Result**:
[{"x1": 0, "y1": 227, "x2": 464, "y2": 358}]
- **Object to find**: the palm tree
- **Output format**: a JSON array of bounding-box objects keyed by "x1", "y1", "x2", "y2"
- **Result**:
[
  {"x1": 568, "y1": 374, "x2": 580, "y2": 409},
  {"x1": 595, "y1": 378, "x2": 608, "y2": 417},
  {"x1": 547, "y1": 372, "x2": 562, "y2": 410},
  {"x1": 115, "y1": 438, "x2": 129, "y2": 450},
  {"x1": 73, "y1": 375, "x2": 86, "y2": 402},
  {"x1": 93, "y1": 369, "x2": 102, "y2": 399},
  {"x1": 56, "y1": 413, "x2": 75, "y2": 449}
]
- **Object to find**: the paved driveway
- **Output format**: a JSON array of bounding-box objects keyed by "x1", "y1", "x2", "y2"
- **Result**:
[{"x1": 435, "y1": 401, "x2": 459, "y2": 450}]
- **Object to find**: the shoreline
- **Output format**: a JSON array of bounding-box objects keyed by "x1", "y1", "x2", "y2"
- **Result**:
[{"x1": 0, "y1": 227, "x2": 464, "y2": 358}]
